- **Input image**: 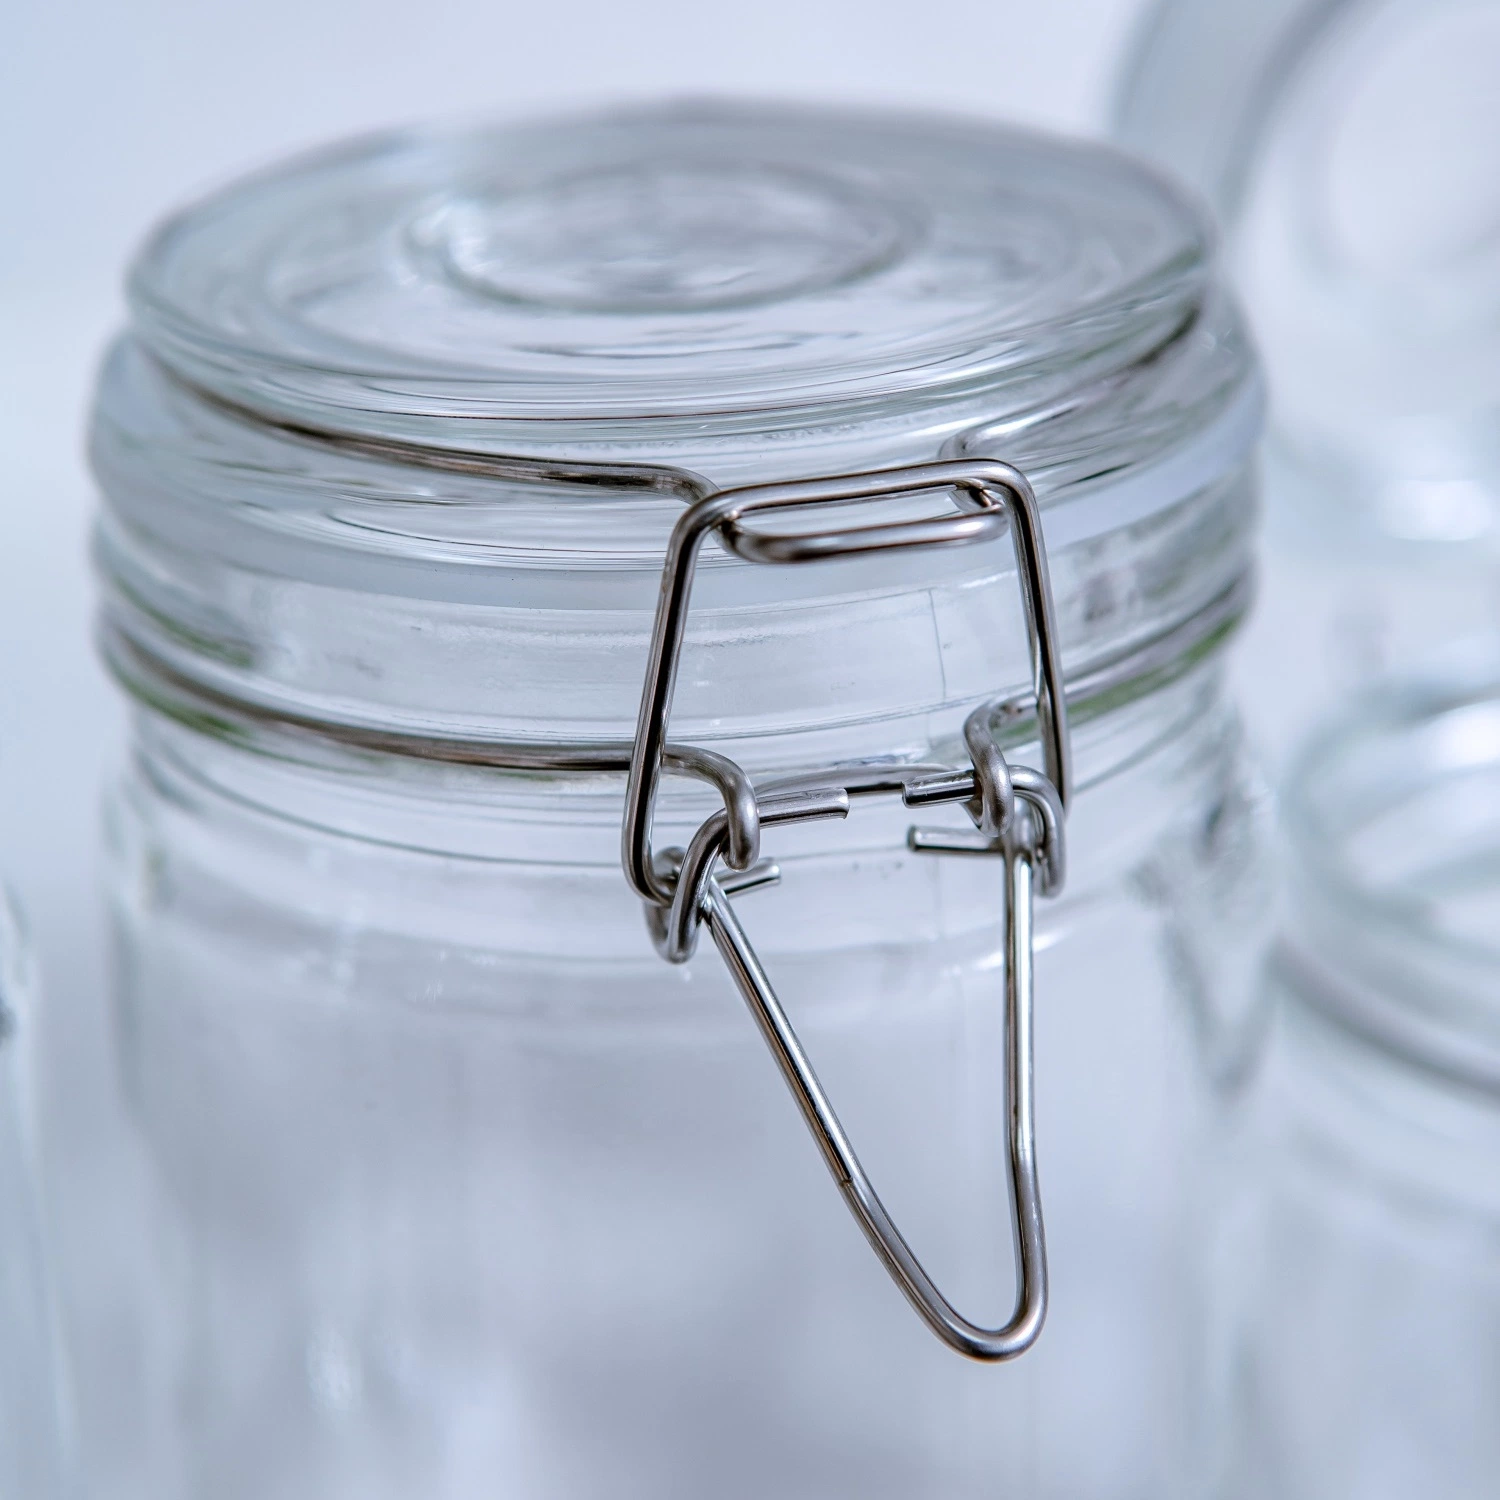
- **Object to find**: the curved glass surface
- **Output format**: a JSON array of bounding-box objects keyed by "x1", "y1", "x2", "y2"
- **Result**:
[
  {"x1": 1199, "y1": 649, "x2": 1500, "y2": 1498},
  {"x1": 0, "y1": 891, "x2": 71, "y2": 1500},
  {"x1": 1280, "y1": 647, "x2": 1500, "y2": 1087},
  {"x1": 130, "y1": 101, "x2": 1212, "y2": 447},
  {"x1": 79, "y1": 103, "x2": 1276, "y2": 1500},
  {"x1": 1116, "y1": 0, "x2": 1500, "y2": 558}
]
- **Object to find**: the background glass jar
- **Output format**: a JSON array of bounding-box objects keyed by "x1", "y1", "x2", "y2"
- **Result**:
[
  {"x1": 1200, "y1": 652, "x2": 1500, "y2": 1499},
  {"x1": 0, "y1": 889, "x2": 72, "y2": 1500},
  {"x1": 85, "y1": 103, "x2": 1274, "y2": 1498},
  {"x1": 1114, "y1": 0, "x2": 1500, "y2": 758}
]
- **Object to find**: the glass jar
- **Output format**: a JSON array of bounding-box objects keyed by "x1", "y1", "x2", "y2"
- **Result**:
[
  {"x1": 1201, "y1": 651, "x2": 1500, "y2": 1498},
  {"x1": 84, "y1": 102, "x2": 1273, "y2": 1499},
  {"x1": 0, "y1": 889, "x2": 72, "y2": 1499},
  {"x1": 1114, "y1": 0, "x2": 1500, "y2": 758}
]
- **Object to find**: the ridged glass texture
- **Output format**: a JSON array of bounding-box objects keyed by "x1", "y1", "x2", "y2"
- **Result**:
[{"x1": 129, "y1": 102, "x2": 1210, "y2": 442}]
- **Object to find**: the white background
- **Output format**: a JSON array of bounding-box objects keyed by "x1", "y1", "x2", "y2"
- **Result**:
[{"x1": 0, "y1": 0, "x2": 1149, "y2": 1104}]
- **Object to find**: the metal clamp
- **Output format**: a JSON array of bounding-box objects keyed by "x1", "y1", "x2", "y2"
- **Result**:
[{"x1": 622, "y1": 460, "x2": 1070, "y2": 1362}]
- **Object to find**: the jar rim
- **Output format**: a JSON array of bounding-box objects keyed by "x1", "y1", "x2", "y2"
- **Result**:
[{"x1": 126, "y1": 100, "x2": 1214, "y2": 452}]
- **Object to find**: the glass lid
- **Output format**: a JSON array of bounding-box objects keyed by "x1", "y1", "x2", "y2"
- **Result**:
[{"x1": 127, "y1": 99, "x2": 1213, "y2": 449}]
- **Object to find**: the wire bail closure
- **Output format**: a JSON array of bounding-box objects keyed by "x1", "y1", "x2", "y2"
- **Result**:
[{"x1": 622, "y1": 459, "x2": 1071, "y2": 1362}]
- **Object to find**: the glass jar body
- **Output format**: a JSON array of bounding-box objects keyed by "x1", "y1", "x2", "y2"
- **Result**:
[
  {"x1": 0, "y1": 890, "x2": 72, "y2": 1500},
  {"x1": 95, "y1": 661, "x2": 1273, "y2": 1500},
  {"x1": 1197, "y1": 658, "x2": 1500, "y2": 1498},
  {"x1": 1201, "y1": 973, "x2": 1500, "y2": 1500}
]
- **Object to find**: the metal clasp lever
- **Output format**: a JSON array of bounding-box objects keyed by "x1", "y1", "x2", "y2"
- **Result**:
[
  {"x1": 650, "y1": 709, "x2": 1064, "y2": 1361},
  {"x1": 623, "y1": 459, "x2": 1070, "y2": 1362}
]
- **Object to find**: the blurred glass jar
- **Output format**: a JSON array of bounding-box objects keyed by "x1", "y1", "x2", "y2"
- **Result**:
[
  {"x1": 86, "y1": 104, "x2": 1274, "y2": 1499},
  {"x1": 1201, "y1": 653, "x2": 1500, "y2": 1498},
  {"x1": 0, "y1": 890, "x2": 72, "y2": 1499},
  {"x1": 1115, "y1": 0, "x2": 1500, "y2": 757}
]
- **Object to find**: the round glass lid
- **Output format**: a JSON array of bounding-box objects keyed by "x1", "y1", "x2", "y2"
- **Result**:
[{"x1": 128, "y1": 100, "x2": 1211, "y2": 446}]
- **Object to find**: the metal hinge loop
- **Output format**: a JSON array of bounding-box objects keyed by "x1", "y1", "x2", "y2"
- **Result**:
[
  {"x1": 621, "y1": 459, "x2": 1070, "y2": 905},
  {"x1": 621, "y1": 459, "x2": 1071, "y2": 1362}
]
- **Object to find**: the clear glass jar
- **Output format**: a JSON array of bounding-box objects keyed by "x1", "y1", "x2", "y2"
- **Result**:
[
  {"x1": 84, "y1": 103, "x2": 1274, "y2": 1498},
  {"x1": 0, "y1": 889, "x2": 72, "y2": 1499},
  {"x1": 1114, "y1": 0, "x2": 1500, "y2": 757},
  {"x1": 1201, "y1": 651, "x2": 1500, "y2": 1498}
]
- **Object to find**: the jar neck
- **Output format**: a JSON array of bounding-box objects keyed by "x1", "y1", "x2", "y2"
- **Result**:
[
  {"x1": 120, "y1": 654, "x2": 1240, "y2": 901},
  {"x1": 91, "y1": 321, "x2": 1259, "y2": 758}
]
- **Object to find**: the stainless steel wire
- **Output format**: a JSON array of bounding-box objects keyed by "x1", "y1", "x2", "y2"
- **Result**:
[{"x1": 613, "y1": 458, "x2": 1073, "y2": 1360}]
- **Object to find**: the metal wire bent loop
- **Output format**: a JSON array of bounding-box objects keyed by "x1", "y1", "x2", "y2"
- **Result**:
[
  {"x1": 621, "y1": 459, "x2": 1072, "y2": 1362},
  {"x1": 621, "y1": 458, "x2": 1070, "y2": 904}
]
